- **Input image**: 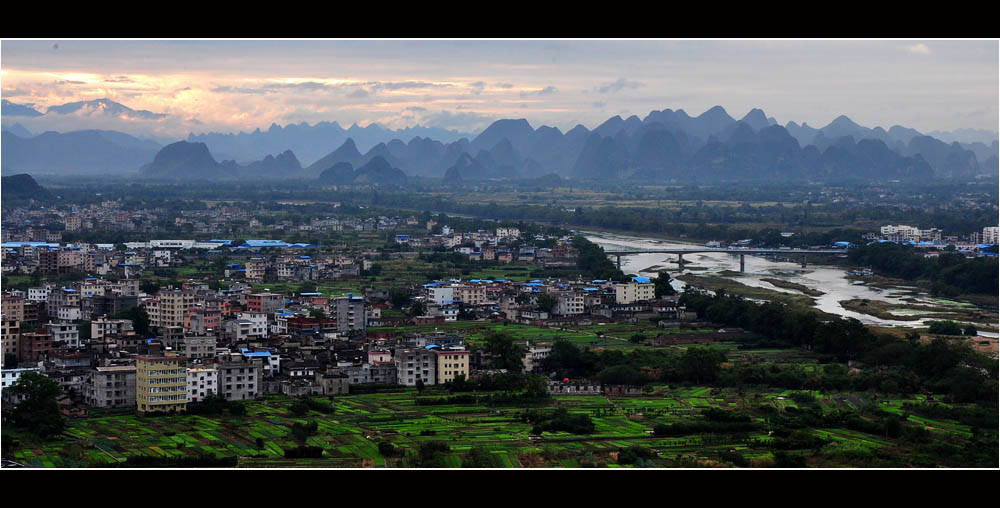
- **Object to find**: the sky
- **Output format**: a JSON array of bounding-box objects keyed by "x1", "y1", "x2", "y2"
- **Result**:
[{"x1": 1, "y1": 39, "x2": 997, "y2": 140}]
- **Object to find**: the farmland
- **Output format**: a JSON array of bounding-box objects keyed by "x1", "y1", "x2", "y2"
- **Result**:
[{"x1": 5, "y1": 384, "x2": 993, "y2": 468}]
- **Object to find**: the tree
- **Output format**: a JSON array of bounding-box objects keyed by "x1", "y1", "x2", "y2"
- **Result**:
[
  {"x1": 114, "y1": 306, "x2": 151, "y2": 337},
  {"x1": 416, "y1": 379, "x2": 425, "y2": 394},
  {"x1": 654, "y1": 271, "x2": 676, "y2": 297},
  {"x1": 483, "y1": 332, "x2": 526, "y2": 372},
  {"x1": 535, "y1": 293, "x2": 557, "y2": 313},
  {"x1": 408, "y1": 300, "x2": 426, "y2": 317},
  {"x1": 7, "y1": 372, "x2": 64, "y2": 438}
]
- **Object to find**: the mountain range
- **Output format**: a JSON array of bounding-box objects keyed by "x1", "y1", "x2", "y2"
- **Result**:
[{"x1": 2, "y1": 98, "x2": 998, "y2": 183}]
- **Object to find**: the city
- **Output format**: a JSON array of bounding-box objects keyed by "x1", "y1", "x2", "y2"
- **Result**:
[{"x1": 1, "y1": 39, "x2": 997, "y2": 469}]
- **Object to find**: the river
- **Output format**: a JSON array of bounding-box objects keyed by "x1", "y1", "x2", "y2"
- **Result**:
[{"x1": 583, "y1": 230, "x2": 995, "y2": 333}]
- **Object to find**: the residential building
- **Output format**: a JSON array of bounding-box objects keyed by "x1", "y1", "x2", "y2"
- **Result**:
[
  {"x1": 187, "y1": 366, "x2": 218, "y2": 402},
  {"x1": 615, "y1": 277, "x2": 656, "y2": 304},
  {"x1": 433, "y1": 349, "x2": 469, "y2": 384},
  {"x1": 136, "y1": 354, "x2": 189, "y2": 413},
  {"x1": 86, "y1": 366, "x2": 137, "y2": 408}
]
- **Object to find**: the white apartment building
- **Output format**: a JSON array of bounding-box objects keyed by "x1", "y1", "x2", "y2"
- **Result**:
[
  {"x1": 187, "y1": 366, "x2": 218, "y2": 402},
  {"x1": 983, "y1": 226, "x2": 999, "y2": 245}
]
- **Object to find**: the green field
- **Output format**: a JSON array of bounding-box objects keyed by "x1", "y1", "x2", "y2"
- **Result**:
[{"x1": 5, "y1": 386, "x2": 982, "y2": 468}]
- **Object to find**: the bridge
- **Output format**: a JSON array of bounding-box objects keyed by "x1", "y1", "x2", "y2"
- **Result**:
[{"x1": 601, "y1": 247, "x2": 845, "y2": 271}]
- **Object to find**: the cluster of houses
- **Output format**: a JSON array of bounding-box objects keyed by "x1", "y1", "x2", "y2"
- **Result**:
[
  {"x1": 862, "y1": 225, "x2": 999, "y2": 255},
  {"x1": 403, "y1": 275, "x2": 685, "y2": 327}
]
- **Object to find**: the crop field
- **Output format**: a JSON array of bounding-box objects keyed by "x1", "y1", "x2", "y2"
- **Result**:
[{"x1": 6, "y1": 385, "x2": 976, "y2": 468}]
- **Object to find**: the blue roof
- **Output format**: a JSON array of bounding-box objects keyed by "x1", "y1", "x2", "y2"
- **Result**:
[
  {"x1": 244, "y1": 351, "x2": 272, "y2": 358},
  {"x1": 631, "y1": 276, "x2": 651, "y2": 283}
]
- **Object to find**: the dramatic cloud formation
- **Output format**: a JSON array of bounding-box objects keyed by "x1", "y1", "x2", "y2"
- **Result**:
[{"x1": 1, "y1": 40, "x2": 996, "y2": 140}]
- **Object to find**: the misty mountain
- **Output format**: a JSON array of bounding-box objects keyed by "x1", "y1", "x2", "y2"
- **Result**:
[
  {"x1": 2, "y1": 100, "x2": 43, "y2": 117},
  {"x1": 2, "y1": 123, "x2": 33, "y2": 138},
  {"x1": 188, "y1": 121, "x2": 471, "y2": 166},
  {"x1": 141, "y1": 141, "x2": 306, "y2": 180},
  {"x1": 9, "y1": 101, "x2": 994, "y2": 183},
  {"x1": 925, "y1": 128, "x2": 1000, "y2": 145},
  {"x1": 1, "y1": 129, "x2": 162, "y2": 176},
  {"x1": 46, "y1": 98, "x2": 168, "y2": 120},
  {"x1": 317, "y1": 157, "x2": 407, "y2": 186},
  {"x1": 904, "y1": 136, "x2": 980, "y2": 179}
]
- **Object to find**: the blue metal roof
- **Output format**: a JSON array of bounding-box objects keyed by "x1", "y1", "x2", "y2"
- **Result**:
[{"x1": 631, "y1": 276, "x2": 651, "y2": 283}]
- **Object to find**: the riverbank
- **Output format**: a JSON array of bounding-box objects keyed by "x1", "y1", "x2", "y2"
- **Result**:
[
  {"x1": 760, "y1": 278, "x2": 825, "y2": 297},
  {"x1": 675, "y1": 273, "x2": 843, "y2": 318}
]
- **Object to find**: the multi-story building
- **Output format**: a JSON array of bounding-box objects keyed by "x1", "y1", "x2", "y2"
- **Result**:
[
  {"x1": 175, "y1": 335, "x2": 217, "y2": 360},
  {"x1": 45, "y1": 321, "x2": 81, "y2": 348},
  {"x1": 1, "y1": 319, "x2": 19, "y2": 367},
  {"x1": 91, "y1": 317, "x2": 135, "y2": 342},
  {"x1": 19, "y1": 329, "x2": 53, "y2": 363},
  {"x1": 1, "y1": 295, "x2": 25, "y2": 323},
  {"x1": 333, "y1": 294, "x2": 366, "y2": 333},
  {"x1": 184, "y1": 307, "x2": 221, "y2": 335},
  {"x1": 615, "y1": 277, "x2": 656, "y2": 304},
  {"x1": 1, "y1": 367, "x2": 41, "y2": 391},
  {"x1": 395, "y1": 348, "x2": 437, "y2": 386},
  {"x1": 217, "y1": 358, "x2": 261, "y2": 401},
  {"x1": 983, "y1": 226, "x2": 999, "y2": 245},
  {"x1": 247, "y1": 293, "x2": 284, "y2": 314},
  {"x1": 187, "y1": 366, "x2": 218, "y2": 402},
  {"x1": 554, "y1": 292, "x2": 585, "y2": 316},
  {"x1": 136, "y1": 354, "x2": 189, "y2": 413},
  {"x1": 245, "y1": 257, "x2": 268, "y2": 283},
  {"x1": 86, "y1": 366, "x2": 137, "y2": 408},
  {"x1": 147, "y1": 289, "x2": 196, "y2": 330},
  {"x1": 433, "y1": 349, "x2": 469, "y2": 384}
]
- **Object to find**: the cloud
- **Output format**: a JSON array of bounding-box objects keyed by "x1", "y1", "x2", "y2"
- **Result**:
[
  {"x1": 212, "y1": 85, "x2": 269, "y2": 95},
  {"x1": 347, "y1": 88, "x2": 369, "y2": 98},
  {"x1": 907, "y1": 43, "x2": 931, "y2": 55},
  {"x1": 371, "y1": 81, "x2": 455, "y2": 91},
  {"x1": 495, "y1": 82, "x2": 514, "y2": 89},
  {"x1": 596, "y1": 78, "x2": 642, "y2": 93},
  {"x1": 104, "y1": 76, "x2": 135, "y2": 83},
  {"x1": 592, "y1": 101, "x2": 606, "y2": 108},
  {"x1": 520, "y1": 85, "x2": 557, "y2": 97}
]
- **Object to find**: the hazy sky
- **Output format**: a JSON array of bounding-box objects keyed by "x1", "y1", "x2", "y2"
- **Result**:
[{"x1": 1, "y1": 39, "x2": 997, "y2": 138}]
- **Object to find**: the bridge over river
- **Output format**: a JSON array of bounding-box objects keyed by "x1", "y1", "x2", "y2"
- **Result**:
[{"x1": 603, "y1": 247, "x2": 845, "y2": 271}]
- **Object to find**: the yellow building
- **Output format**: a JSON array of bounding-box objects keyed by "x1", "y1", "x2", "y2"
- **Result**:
[
  {"x1": 136, "y1": 354, "x2": 189, "y2": 413},
  {"x1": 433, "y1": 349, "x2": 470, "y2": 384}
]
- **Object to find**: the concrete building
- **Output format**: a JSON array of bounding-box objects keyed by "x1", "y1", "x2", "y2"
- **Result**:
[
  {"x1": 333, "y1": 294, "x2": 366, "y2": 333},
  {"x1": 2, "y1": 319, "x2": 19, "y2": 367},
  {"x1": 1, "y1": 367, "x2": 40, "y2": 391},
  {"x1": 983, "y1": 226, "x2": 999, "y2": 245},
  {"x1": 187, "y1": 366, "x2": 218, "y2": 402},
  {"x1": 247, "y1": 293, "x2": 284, "y2": 314},
  {"x1": 217, "y1": 358, "x2": 262, "y2": 401},
  {"x1": 433, "y1": 349, "x2": 469, "y2": 384},
  {"x1": 136, "y1": 354, "x2": 189, "y2": 413},
  {"x1": 86, "y1": 366, "x2": 137, "y2": 408},
  {"x1": 148, "y1": 289, "x2": 196, "y2": 329},
  {"x1": 615, "y1": 277, "x2": 656, "y2": 304},
  {"x1": 91, "y1": 318, "x2": 134, "y2": 342},
  {"x1": 395, "y1": 348, "x2": 437, "y2": 386}
]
